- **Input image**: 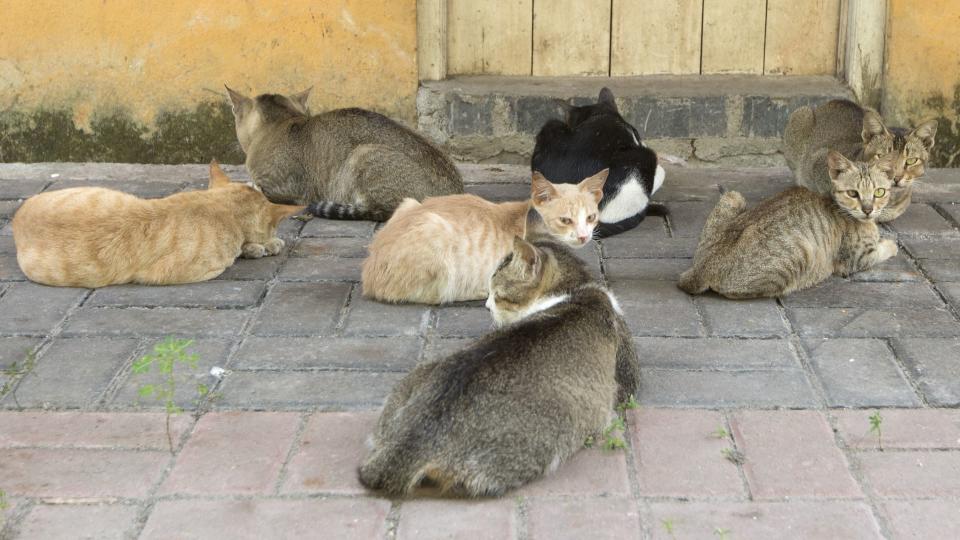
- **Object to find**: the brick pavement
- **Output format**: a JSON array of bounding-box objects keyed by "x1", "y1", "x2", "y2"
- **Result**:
[{"x1": 1, "y1": 163, "x2": 960, "y2": 538}]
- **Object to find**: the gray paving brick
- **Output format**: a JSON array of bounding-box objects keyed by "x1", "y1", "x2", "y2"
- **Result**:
[
  {"x1": 342, "y1": 296, "x2": 429, "y2": 337},
  {"x1": 277, "y1": 257, "x2": 363, "y2": 282},
  {"x1": 886, "y1": 204, "x2": 959, "y2": 236},
  {"x1": 572, "y1": 244, "x2": 602, "y2": 278},
  {"x1": 0, "y1": 200, "x2": 22, "y2": 219},
  {"x1": 0, "y1": 254, "x2": 26, "y2": 281},
  {"x1": 217, "y1": 370, "x2": 404, "y2": 409},
  {"x1": 902, "y1": 237, "x2": 960, "y2": 259},
  {"x1": 87, "y1": 281, "x2": 265, "y2": 308},
  {"x1": 848, "y1": 254, "x2": 922, "y2": 282},
  {"x1": 434, "y1": 306, "x2": 494, "y2": 337},
  {"x1": 213, "y1": 257, "x2": 284, "y2": 281},
  {"x1": 63, "y1": 308, "x2": 249, "y2": 337},
  {"x1": 609, "y1": 280, "x2": 702, "y2": 336},
  {"x1": 0, "y1": 236, "x2": 16, "y2": 254},
  {"x1": 912, "y1": 171, "x2": 960, "y2": 203},
  {"x1": 803, "y1": 338, "x2": 920, "y2": 407},
  {"x1": 464, "y1": 183, "x2": 530, "y2": 202},
  {"x1": 250, "y1": 282, "x2": 351, "y2": 336},
  {"x1": 0, "y1": 178, "x2": 51, "y2": 199},
  {"x1": 634, "y1": 337, "x2": 797, "y2": 369},
  {"x1": 300, "y1": 219, "x2": 375, "y2": 238},
  {"x1": 290, "y1": 237, "x2": 369, "y2": 258},
  {"x1": 918, "y1": 260, "x2": 960, "y2": 282},
  {"x1": 111, "y1": 339, "x2": 232, "y2": 409},
  {"x1": 601, "y1": 235, "x2": 698, "y2": 259},
  {"x1": 892, "y1": 338, "x2": 960, "y2": 406},
  {"x1": 639, "y1": 368, "x2": 818, "y2": 408},
  {"x1": 603, "y1": 258, "x2": 690, "y2": 281},
  {"x1": 787, "y1": 308, "x2": 960, "y2": 338},
  {"x1": 232, "y1": 336, "x2": 421, "y2": 371},
  {"x1": 0, "y1": 336, "x2": 41, "y2": 370},
  {"x1": 696, "y1": 296, "x2": 788, "y2": 337},
  {"x1": 937, "y1": 282, "x2": 960, "y2": 309},
  {"x1": 424, "y1": 337, "x2": 473, "y2": 361},
  {"x1": 45, "y1": 180, "x2": 183, "y2": 199},
  {"x1": 275, "y1": 218, "x2": 305, "y2": 243},
  {"x1": 781, "y1": 281, "x2": 944, "y2": 309},
  {"x1": 0, "y1": 283, "x2": 87, "y2": 335},
  {"x1": 719, "y1": 172, "x2": 796, "y2": 202},
  {"x1": 942, "y1": 202, "x2": 960, "y2": 224},
  {"x1": 665, "y1": 201, "x2": 717, "y2": 237},
  {"x1": 621, "y1": 215, "x2": 669, "y2": 240},
  {"x1": 10, "y1": 338, "x2": 139, "y2": 408},
  {"x1": 653, "y1": 174, "x2": 720, "y2": 202}
]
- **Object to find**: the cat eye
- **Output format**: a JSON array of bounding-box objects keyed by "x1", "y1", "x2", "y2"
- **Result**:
[
  {"x1": 906, "y1": 157, "x2": 919, "y2": 166},
  {"x1": 586, "y1": 214, "x2": 597, "y2": 223},
  {"x1": 874, "y1": 188, "x2": 887, "y2": 198},
  {"x1": 559, "y1": 217, "x2": 573, "y2": 225},
  {"x1": 846, "y1": 190, "x2": 859, "y2": 198}
]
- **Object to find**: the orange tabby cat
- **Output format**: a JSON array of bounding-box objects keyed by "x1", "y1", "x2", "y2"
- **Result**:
[
  {"x1": 12, "y1": 161, "x2": 304, "y2": 288},
  {"x1": 361, "y1": 170, "x2": 607, "y2": 304}
]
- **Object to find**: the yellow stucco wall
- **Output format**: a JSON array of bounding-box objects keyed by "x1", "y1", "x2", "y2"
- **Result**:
[
  {"x1": 884, "y1": 0, "x2": 960, "y2": 165},
  {"x1": 0, "y1": 0, "x2": 417, "y2": 162}
]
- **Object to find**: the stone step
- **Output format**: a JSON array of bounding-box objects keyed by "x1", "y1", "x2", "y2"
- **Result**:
[{"x1": 417, "y1": 75, "x2": 853, "y2": 166}]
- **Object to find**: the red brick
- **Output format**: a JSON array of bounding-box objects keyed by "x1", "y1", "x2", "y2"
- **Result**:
[
  {"x1": 527, "y1": 497, "x2": 640, "y2": 540},
  {"x1": 18, "y1": 504, "x2": 140, "y2": 539},
  {"x1": 518, "y1": 449, "x2": 630, "y2": 496},
  {"x1": 0, "y1": 412, "x2": 192, "y2": 450},
  {"x1": 140, "y1": 498, "x2": 390, "y2": 540},
  {"x1": 397, "y1": 499, "x2": 517, "y2": 540},
  {"x1": 645, "y1": 501, "x2": 881, "y2": 540},
  {"x1": 630, "y1": 409, "x2": 745, "y2": 497},
  {"x1": 730, "y1": 410, "x2": 861, "y2": 499},
  {"x1": 0, "y1": 449, "x2": 167, "y2": 498},
  {"x1": 160, "y1": 412, "x2": 300, "y2": 495},
  {"x1": 281, "y1": 411, "x2": 377, "y2": 494},
  {"x1": 882, "y1": 500, "x2": 960, "y2": 539},
  {"x1": 833, "y1": 409, "x2": 960, "y2": 449},
  {"x1": 859, "y1": 451, "x2": 960, "y2": 497}
]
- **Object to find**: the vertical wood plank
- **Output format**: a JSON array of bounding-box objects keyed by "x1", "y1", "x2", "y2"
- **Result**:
[
  {"x1": 764, "y1": 0, "x2": 841, "y2": 75},
  {"x1": 447, "y1": 0, "x2": 533, "y2": 75},
  {"x1": 843, "y1": 0, "x2": 887, "y2": 108},
  {"x1": 533, "y1": 0, "x2": 610, "y2": 76},
  {"x1": 701, "y1": 0, "x2": 765, "y2": 74},
  {"x1": 611, "y1": 0, "x2": 703, "y2": 75},
  {"x1": 417, "y1": 0, "x2": 447, "y2": 80}
]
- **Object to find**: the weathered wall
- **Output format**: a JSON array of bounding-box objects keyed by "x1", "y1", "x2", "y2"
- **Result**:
[
  {"x1": 883, "y1": 0, "x2": 960, "y2": 167},
  {"x1": 0, "y1": 0, "x2": 417, "y2": 163}
]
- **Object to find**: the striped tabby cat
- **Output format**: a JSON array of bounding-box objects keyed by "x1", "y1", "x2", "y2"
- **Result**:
[{"x1": 678, "y1": 152, "x2": 897, "y2": 299}]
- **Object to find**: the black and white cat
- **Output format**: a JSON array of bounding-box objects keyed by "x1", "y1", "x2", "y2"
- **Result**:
[{"x1": 531, "y1": 87, "x2": 665, "y2": 237}]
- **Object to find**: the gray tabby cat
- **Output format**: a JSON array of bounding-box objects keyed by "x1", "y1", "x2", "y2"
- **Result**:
[
  {"x1": 783, "y1": 98, "x2": 937, "y2": 222},
  {"x1": 678, "y1": 151, "x2": 896, "y2": 299},
  {"x1": 358, "y1": 237, "x2": 639, "y2": 496},
  {"x1": 226, "y1": 87, "x2": 463, "y2": 221}
]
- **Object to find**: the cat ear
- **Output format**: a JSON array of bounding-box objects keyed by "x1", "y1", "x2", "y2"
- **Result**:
[
  {"x1": 578, "y1": 168, "x2": 609, "y2": 204},
  {"x1": 290, "y1": 87, "x2": 312, "y2": 111},
  {"x1": 598, "y1": 87, "x2": 618, "y2": 111},
  {"x1": 512, "y1": 236, "x2": 539, "y2": 269},
  {"x1": 208, "y1": 159, "x2": 233, "y2": 189},
  {"x1": 861, "y1": 108, "x2": 890, "y2": 143},
  {"x1": 225, "y1": 85, "x2": 251, "y2": 115},
  {"x1": 826, "y1": 151, "x2": 855, "y2": 182},
  {"x1": 531, "y1": 171, "x2": 559, "y2": 206},
  {"x1": 269, "y1": 203, "x2": 307, "y2": 227},
  {"x1": 910, "y1": 119, "x2": 938, "y2": 150}
]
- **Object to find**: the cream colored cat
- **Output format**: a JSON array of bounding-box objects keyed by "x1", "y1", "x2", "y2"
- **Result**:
[
  {"x1": 361, "y1": 170, "x2": 607, "y2": 304},
  {"x1": 12, "y1": 161, "x2": 304, "y2": 288}
]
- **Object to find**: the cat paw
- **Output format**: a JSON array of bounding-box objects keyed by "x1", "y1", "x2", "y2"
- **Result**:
[
  {"x1": 241, "y1": 243, "x2": 267, "y2": 259},
  {"x1": 264, "y1": 237, "x2": 285, "y2": 256},
  {"x1": 878, "y1": 239, "x2": 899, "y2": 260}
]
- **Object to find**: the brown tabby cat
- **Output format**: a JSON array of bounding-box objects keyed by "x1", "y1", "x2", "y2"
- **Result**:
[
  {"x1": 677, "y1": 151, "x2": 897, "y2": 299},
  {"x1": 12, "y1": 161, "x2": 304, "y2": 288},
  {"x1": 358, "y1": 237, "x2": 639, "y2": 496},
  {"x1": 361, "y1": 169, "x2": 607, "y2": 304},
  {"x1": 783, "y1": 98, "x2": 937, "y2": 221}
]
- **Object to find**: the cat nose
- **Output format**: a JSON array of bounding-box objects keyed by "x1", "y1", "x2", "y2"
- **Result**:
[
  {"x1": 862, "y1": 204, "x2": 874, "y2": 216},
  {"x1": 578, "y1": 234, "x2": 589, "y2": 243}
]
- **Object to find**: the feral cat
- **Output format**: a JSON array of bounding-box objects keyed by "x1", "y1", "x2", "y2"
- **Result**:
[
  {"x1": 361, "y1": 169, "x2": 607, "y2": 304},
  {"x1": 531, "y1": 87, "x2": 665, "y2": 237},
  {"x1": 226, "y1": 87, "x2": 463, "y2": 221},
  {"x1": 783, "y1": 98, "x2": 937, "y2": 221},
  {"x1": 12, "y1": 161, "x2": 303, "y2": 288},
  {"x1": 677, "y1": 152, "x2": 897, "y2": 299},
  {"x1": 358, "y1": 237, "x2": 640, "y2": 496}
]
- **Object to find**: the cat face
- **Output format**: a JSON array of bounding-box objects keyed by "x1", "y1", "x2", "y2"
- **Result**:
[
  {"x1": 207, "y1": 160, "x2": 305, "y2": 242},
  {"x1": 530, "y1": 169, "x2": 607, "y2": 247},
  {"x1": 486, "y1": 238, "x2": 557, "y2": 327},
  {"x1": 226, "y1": 86, "x2": 311, "y2": 152},
  {"x1": 827, "y1": 151, "x2": 893, "y2": 221},
  {"x1": 861, "y1": 110, "x2": 937, "y2": 189}
]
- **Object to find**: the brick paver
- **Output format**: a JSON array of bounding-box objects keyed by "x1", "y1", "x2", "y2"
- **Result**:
[
  {"x1": 280, "y1": 411, "x2": 378, "y2": 494},
  {"x1": 397, "y1": 500, "x2": 518, "y2": 540},
  {"x1": 16, "y1": 504, "x2": 140, "y2": 540},
  {"x1": 881, "y1": 500, "x2": 960, "y2": 540},
  {"x1": 527, "y1": 497, "x2": 640, "y2": 540},
  {"x1": 858, "y1": 451, "x2": 960, "y2": 497}
]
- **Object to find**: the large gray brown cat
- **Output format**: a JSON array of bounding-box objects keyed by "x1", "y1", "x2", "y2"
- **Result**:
[
  {"x1": 226, "y1": 87, "x2": 463, "y2": 221},
  {"x1": 783, "y1": 98, "x2": 937, "y2": 222},
  {"x1": 678, "y1": 152, "x2": 897, "y2": 299},
  {"x1": 358, "y1": 237, "x2": 639, "y2": 496}
]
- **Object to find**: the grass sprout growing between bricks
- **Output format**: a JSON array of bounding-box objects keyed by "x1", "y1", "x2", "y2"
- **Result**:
[
  {"x1": 721, "y1": 447, "x2": 745, "y2": 465},
  {"x1": 869, "y1": 410, "x2": 884, "y2": 450},
  {"x1": 711, "y1": 426, "x2": 730, "y2": 439},
  {"x1": 661, "y1": 518, "x2": 678, "y2": 540},
  {"x1": 0, "y1": 349, "x2": 37, "y2": 408},
  {"x1": 133, "y1": 337, "x2": 208, "y2": 454}
]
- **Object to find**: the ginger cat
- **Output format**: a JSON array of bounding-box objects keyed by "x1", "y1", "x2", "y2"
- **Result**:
[
  {"x1": 361, "y1": 169, "x2": 607, "y2": 304},
  {"x1": 12, "y1": 161, "x2": 304, "y2": 288}
]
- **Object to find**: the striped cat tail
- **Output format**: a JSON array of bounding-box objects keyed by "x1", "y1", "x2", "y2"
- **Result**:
[{"x1": 307, "y1": 201, "x2": 390, "y2": 221}]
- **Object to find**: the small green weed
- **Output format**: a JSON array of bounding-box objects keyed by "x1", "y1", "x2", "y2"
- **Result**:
[
  {"x1": 711, "y1": 426, "x2": 730, "y2": 439},
  {"x1": 584, "y1": 435, "x2": 595, "y2": 448},
  {"x1": 0, "y1": 349, "x2": 37, "y2": 408},
  {"x1": 601, "y1": 415, "x2": 627, "y2": 451},
  {"x1": 721, "y1": 448, "x2": 745, "y2": 465},
  {"x1": 714, "y1": 526, "x2": 732, "y2": 540},
  {"x1": 616, "y1": 394, "x2": 640, "y2": 415},
  {"x1": 869, "y1": 411, "x2": 883, "y2": 450},
  {"x1": 661, "y1": 518, "x2": 677, "y2": 540}
]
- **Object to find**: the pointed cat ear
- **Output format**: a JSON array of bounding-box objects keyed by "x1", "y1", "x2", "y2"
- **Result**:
[
  {"x1": 531, "y1": 171, "x2": 559, "y2": 206},
  {"x1": 911, "y1": 119, "x2": 938, "y2": 150},
  {"x1": 208, "y1": 159, "x2": 233, "y2": 189},
  {"x1": 269, "y1": 203, "x2": 307, "y2": 227},
  {"x1": 290, "y1": 87, "x2": 312, "y2": 111},
  {"x1": 826, "y1": 151, "x2": 856, "y2": 182},
  {"x1": 512, "y1": 236, "x2": 539, "y2": 269},
  {"x1": 861, "y1": 108, "x2": 890, "y2": 143},
  {"x1": 598, "y1": 87, "x2": 618, "y2": 111},
  {"x1": 578, "y1": 168, "x2": 609, "y2": 204},
  {"x1": 225, "y1": 85, "x2": 251, "y2": 115}
]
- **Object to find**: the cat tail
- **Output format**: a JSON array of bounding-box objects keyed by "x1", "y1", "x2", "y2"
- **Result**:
[{"x1": 307, "y1": 201, "x2": 390, "y2": 222}]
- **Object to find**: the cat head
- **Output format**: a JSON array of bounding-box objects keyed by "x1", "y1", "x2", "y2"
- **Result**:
[
  {"x1": 207, "y1": 159, "x2": 305, "y2": 242},
  {"x1": 565, "y1": 88, "x2": 643, "y2": 142},
  {"x1": 225, "y1": 86, "x2": 312, "y2": 152},
  {"x1": 827, "y1": 151, "x2": 894, "y2": 221},
  {"x1": 529, "y1": 169, "x2": 607, "y2": 247},
  {"x1": 860, "y1": 109, "x2": 938, "y2": 189}
]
